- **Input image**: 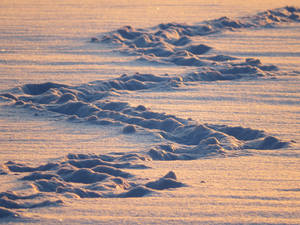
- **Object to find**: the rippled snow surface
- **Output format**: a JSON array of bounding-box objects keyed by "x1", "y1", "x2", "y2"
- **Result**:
[{"x1": 0, "y1": 1, "x2": 300, "y2": 224}]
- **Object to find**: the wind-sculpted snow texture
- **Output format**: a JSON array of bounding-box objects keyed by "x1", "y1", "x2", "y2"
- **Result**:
[
  {"x1": 0, "y1": 79, "x2": 289, "y2": 218},
  {"x1": 95, "y1": 6, "x2": 299, "y2": 78},
  {"x1": 0, "y1": 6, "x2": 297, "y2": 220},
  {"x1": 0, "y1": 77, "x2": 289, "y2": 160},
  {"x1": 0, "y1": 153, "x2": 185, "y2": 219}
]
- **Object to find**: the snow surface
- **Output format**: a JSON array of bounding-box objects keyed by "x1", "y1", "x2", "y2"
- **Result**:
[{"x1": 0, "y1": 0, "x2": 300, "y2": 224}]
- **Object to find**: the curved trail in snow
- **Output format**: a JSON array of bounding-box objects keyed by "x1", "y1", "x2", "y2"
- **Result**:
[{"x1": 0, "y1": 6, "x2": 298, "y2": 220}]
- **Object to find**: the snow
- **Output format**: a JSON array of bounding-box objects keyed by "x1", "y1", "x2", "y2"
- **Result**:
[{"x1": 0, "y1": 0, "x2": 300, "y2": 224}]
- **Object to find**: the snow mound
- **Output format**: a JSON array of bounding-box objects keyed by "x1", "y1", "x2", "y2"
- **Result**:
[{"x1": 145, "y1": 171, "x2": 185, "y2": 190}]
